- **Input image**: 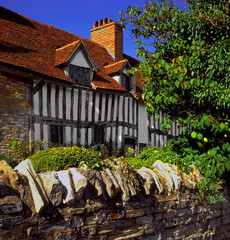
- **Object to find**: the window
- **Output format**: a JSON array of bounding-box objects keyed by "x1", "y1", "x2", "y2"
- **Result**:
[
  {"x1": 94, "y1": 126, "x2": 105, "y2": 144},
  {"x1": 68, "y1": 64, "x2": 91, "y2": 86},
  {"x1": 121, "y1": 73, "x2": 136, "y2": 92},
  {"x1": 50, "y1": 125, "x2": 63, "y2": 145}
]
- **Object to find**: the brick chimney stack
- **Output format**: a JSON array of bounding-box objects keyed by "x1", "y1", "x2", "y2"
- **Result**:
[{"x1": 90, "y1": 18, "x2": 123, "y2": 62}]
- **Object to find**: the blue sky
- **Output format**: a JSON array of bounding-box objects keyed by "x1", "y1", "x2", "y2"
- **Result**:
[{"x1": 1, "y1": 0, "x2": 145, "y2": 59}]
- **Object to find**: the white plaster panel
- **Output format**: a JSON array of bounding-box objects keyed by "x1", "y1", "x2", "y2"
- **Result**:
[
  {"x1": 43, "y1": 124, "x2": 48, "y2": 149},
  {"x1": 107, "y1": 95, "x2": 112, "y2": 121},
  {"x1": 81, "y1": 129, "x2": 85, "y2": 146},
  {"x1": 113, "y1": 95, "x2": 118, "y2": 121},
  {"x1": 95, "y1": 93, "x2": 99, "y2": 122},
  {"x1": 101, "y1": 94, "x2": 106, "y2": 121},
  {"x1": 112, "y1": 75, "x2": 120, "y2": 83},
  {"x1": 106, "y1": 128, "x2": 111, "y2": 142},
  {"x1": 65, "y1": 127, "x2": 71, "y2": 144},
  {"x1": 34, "y1": 123, "x2": 40, "y2": 140},
  {"x1": 124, "y1": 97, "x2": 128, "y2": 122},
  {"x1": 73, "y1": 128, "x2": 77, "y2": 145},
  {"x1": 70, "y1": 49, "x2": 91, "y2": 68},
  {"x1": 88, "y1": 128, "x2": 92, "y2": 146},
  {"x1": 73, "y1": 89, "x2": 78, "y2": 121},
  {"x1": 42, "y1": 83, "x2": 47, "y2": 117},
  {"x1": 33, "y1": 92, "x2": 39, "y2": 115},
  {"x1": 88, "y1": 92, "x2": 93, "y2": 121},
  {"x1": 138, "y1": 102, "x2": 148, "y2": 145},
  {"x1": 50, "y1": 84, "x2": 56, "y2": 117},
  {"x1": 129, "y1": 97, "x2": 133, "y2": 124},
  {"x1": 81, "y1": 90, "x2": 86, "y2": 121},
  {"x1": 112, "y1": 127, "x2": 116, "y2": 143},
  {"x1": 118, "y1": 126, "x2": 122, "y2": 149},
  {"x1": 119, "y1": 96, "x2": 123, "y2": 121},
  {"x1": 65, "y1": 88, "x2": 71, "y2": 120},
  {"x1": 58, "y1": 86, "x2": 63, "y2": 119}
]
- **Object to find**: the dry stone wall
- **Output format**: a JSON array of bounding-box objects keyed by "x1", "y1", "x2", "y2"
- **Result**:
[{"x1": 0, "y1": 159, "x2": 230, "y2": 240}]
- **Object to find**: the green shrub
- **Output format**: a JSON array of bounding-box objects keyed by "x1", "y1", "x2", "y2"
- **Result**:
[
  {"x1": 126, "y1": 137, "x2": 230, "y2": 202},
  {"x1": 30, "y1": 146, "x2": 107, "y2": 172},
  {"x1": 0, "y1": 154, "x2": 17, "y2": 168},
  {"x1": 126, "y1": 145, "x2": 182, "y2": 170}
]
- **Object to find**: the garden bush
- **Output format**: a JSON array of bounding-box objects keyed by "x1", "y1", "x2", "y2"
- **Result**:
[{"x1": 30, "y1": 146, "x2": 107, "y2": 172}]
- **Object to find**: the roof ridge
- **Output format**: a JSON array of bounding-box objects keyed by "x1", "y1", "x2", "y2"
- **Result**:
[
  {"x1": 56, "y1": 40, "x2": 81, "y2": 51},
  {"x1": 104, "y1": 59, "x2": 127, "y2": 68}
]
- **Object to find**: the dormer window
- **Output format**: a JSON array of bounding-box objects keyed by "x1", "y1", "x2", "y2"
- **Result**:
[
  {"x1": 68, "y1": 64, "x2": 91, "y2": 86},
  {"x1": 121, "y1": 73, "x2": 131, "y2": 92},
  {"x1": 120, "y1": 73, "x2": 136, "y2": 93},
  {"x1": 55, "y1": 40, "x2": 98, "y2": 87}
]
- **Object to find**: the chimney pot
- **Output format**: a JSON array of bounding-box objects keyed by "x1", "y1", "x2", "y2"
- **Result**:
[{"x1": 91, "y1": 18, "x2": 123, "y2": 61}]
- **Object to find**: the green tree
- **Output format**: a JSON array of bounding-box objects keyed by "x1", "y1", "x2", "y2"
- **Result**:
[{"x1": 121, "y1": 0, "x2": 230, "y2": 199}]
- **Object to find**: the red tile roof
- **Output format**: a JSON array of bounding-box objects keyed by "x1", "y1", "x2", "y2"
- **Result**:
[
  {"x1": 55, "y1": 41, "x2": 81, "y2": 66},
  {"x1": 92, "y1": 71, "x2": 126, "y2": 91},
  {"x1": 104, "y1": 59, "x2": 128, "y2": 75},
  {"x1": 0, "y1": 7, "x2": 142, "y2": 92}
]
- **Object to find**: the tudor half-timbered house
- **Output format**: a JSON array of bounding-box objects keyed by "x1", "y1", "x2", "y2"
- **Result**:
[{"x1": 0, "y1": 7, "x2": 182, "y2": 156}]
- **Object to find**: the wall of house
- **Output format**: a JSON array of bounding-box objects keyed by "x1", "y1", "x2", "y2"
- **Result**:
[
  {"x1": 148, "y1": 110, "x2": 183, "y2": 147},
  {"x1": 138, "y1": 101, "x2": 148, "y2": 149},
  {"x1": 32, "y1": 80, "x2": 138, "y2": 149},
  {"x1": 0, "y1": 73, "x2": 30, "y2": 156}
]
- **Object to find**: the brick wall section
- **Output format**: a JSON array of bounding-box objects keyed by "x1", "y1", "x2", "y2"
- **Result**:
[
  {"x1": 0, "y1": 73, "x2": 30, "y2": 156},
  {"x1": 91, "y1": 19, "x2": 123, "y2": 62}
]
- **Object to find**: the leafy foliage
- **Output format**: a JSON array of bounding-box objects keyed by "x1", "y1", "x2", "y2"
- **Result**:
[
  {"x1": 0, "y1": 154, "x2": 17, "y2": 168},
  {"x1": 11, "y1": 140, "x2": 46, "y2": 160},
  {"x1": 30, "y1": 146, "x2": 107, "y2": 172},
  {"x1": 121, "y1": 0, "x2": 230, "y2": 200}
]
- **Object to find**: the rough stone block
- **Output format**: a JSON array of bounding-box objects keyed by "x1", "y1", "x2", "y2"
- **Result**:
[
  {"x1": 112, "y1": 168, "x2": 130, "y2": 202},
  {"x1": 138, "y1": 167, "x2": 164, "y2": 194},
  {"x1": 69, "y1": 168, "x2": 87, "y2": 200},
  {"x1": 97, "y1": 224, "x2": 116, "y2": 235},
  {"x1": 152, "y1": 161, "x2": 175, "y2": 193},
  {"x1": 136, "y1": 216, "x2": 153, "y2": 225},
  {"x1": 126, "y1": 208, "x2": 145, "y2": 218},
  {"x1": 38, "y1": 172, "x2": 62, "y2": 206},
  {"x1": 208, "y1": 219, "x2": 216, "y2": 230},
  {"x1": 0, "y1": 160, "x2": 19, "y2": 190},
  {"x1": 155, "y1": 213, "x2": 163, "y2": 221},
  {"x1": 71, "y1": 217, "x2": 84, "y2": 228},
  {"x1": 104, "y1": 168, "x2": 120, "y2": 196},
  {"x1": 185, "y1": 223, "x2": 196, "y2": 237},
  {"x1": 136, "y1": 168, "x2": 155, "y2": 195},
  {"x1": 184, "y1": 215, "x2": 196, "y2": 225},
  {"x1": 0, "y1": 216, "x2": 24, "y2": 229},
  {"x1": 174, "y1": 226, "x2": 186, "y2": 239},
  {"x1": 0, "y1": 177, "x2": 11, "y2": 196},
  {"x1": 143, "y1": 233, "x2": 162, "y2": 240},
  {"x1": 177, "y1": 208, "x2": 187, "y2": 217},
  {"x1": 0, "y1": 195, "x2": 23, "y2": 214},
  {"x1": 15, "y1": 159, "x2": 48, "y2": 213},
  {"x1": 164, "y1": 209, "x2": 176, "y2": 220},
  {"x1": 56, "y1": 170, "x2": 75, "y2": 206},
  {"x1": 100, "y1": 169, "x2": 115, "y2": 198}
]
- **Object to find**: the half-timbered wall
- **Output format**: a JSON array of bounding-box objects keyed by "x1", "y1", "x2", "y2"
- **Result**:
[
  {"x1": 148, "y1": 110, "x2": 183, "y2": 147},
  {"x1": 31, "y1": 80, "x2": 138, "y2": 150}
]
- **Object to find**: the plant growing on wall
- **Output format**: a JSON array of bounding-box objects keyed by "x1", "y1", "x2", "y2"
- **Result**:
[{"x1": 120, "y1": 0, "x2": 230, "y2": 200}]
